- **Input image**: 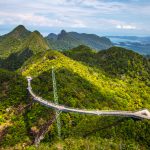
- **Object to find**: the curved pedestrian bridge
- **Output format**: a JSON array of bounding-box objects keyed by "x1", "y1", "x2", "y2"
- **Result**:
[{"x1": 27, "y1": 77, "x2": 150, "y2": 120}]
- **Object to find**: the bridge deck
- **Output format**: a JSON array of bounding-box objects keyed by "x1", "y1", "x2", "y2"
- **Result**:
[{"x1": 27, "y1": 77, "x2": 150, "y2": 120}]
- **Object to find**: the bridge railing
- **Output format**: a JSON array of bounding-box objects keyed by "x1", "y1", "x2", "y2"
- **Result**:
[{"x1": 26, "y1": 76, "x2": 150, "y2": 120}]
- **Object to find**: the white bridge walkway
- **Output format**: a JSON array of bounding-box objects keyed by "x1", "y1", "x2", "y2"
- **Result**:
[{"x1": 27, "y1": 77, "x2": 150, "y2": 120}]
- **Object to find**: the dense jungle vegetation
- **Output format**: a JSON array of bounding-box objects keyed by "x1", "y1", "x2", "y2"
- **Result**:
[{"x1": 0, "y1": 25, "x2": 150, "y2": 150}]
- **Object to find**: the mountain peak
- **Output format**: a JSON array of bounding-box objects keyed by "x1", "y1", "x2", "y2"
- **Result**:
[
  {"x1": 14, "y1": 25, "x2": 26, "y2": 30},
  {"x1": 57, "y1": 30, "x2": 68, "y2": 40},
  {"x1": 71, "y1": 45, "x2": 93, "y2": 52},
  {"x1": 60, "y1": 29, "x2": 67, "y2": 34},
  {"x1": 8, "y1": 25, "x2": 30, "y2": 39},
  {"x1": 31, "y1": 30, "x2": 44, "y2": 39},
  {"x1": 47, "y1": 33, "x2": 57, "y2": 40},
  {"x1": 12, "y1": 25, "x2": 28, "y2": 34},
  {"x1": 21, "y1": 30, "x2": 49, "y2": 53},
  {"x1": 33, "y1": 30, "x2": 41, "y2": 35},
  {"x1": 46, "y1": 30, "x2": 113, "y2": 50}
]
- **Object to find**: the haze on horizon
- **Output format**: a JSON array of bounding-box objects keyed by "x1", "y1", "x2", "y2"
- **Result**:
[{"x1": 0, "y1": 0, "x2": 150, "y2": 37}]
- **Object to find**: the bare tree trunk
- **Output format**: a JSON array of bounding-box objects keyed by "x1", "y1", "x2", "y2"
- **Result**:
[{"x1": 34, "y1": 114, "x2": 57, "y2": 147}]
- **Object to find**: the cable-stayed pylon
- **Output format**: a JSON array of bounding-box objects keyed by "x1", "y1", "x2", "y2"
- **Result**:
[{"x1": 52, "y1": 67, "x2": 61, "y2": 138}]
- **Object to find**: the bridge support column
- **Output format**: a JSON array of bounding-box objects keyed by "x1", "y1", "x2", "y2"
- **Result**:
[{"x1": 52, "y1": 67, "x2": 61, "y2": 139}]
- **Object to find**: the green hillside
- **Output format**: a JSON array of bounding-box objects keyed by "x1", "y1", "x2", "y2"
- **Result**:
[
  {"x1": 20, "y1": 31, "x2": 49, "y2": 54},
  {"x1": 0, "y1": 25, "x2": 31, "y2": 58},
  {"x1": 0, "y1": 27, "x2": 49, "y2": 71},
  {"x1": 0, "y1": 45, "x2": 150, "y2": 149},
  {"x1": 21, "y1": 49, "x2": 150, "y2": 110},
  {"x1": 0, "y1": 47, "x2": 150, "y2": 149},
  {"x1": 64, "y1": 46, "x2": 150, "y2": 81}
]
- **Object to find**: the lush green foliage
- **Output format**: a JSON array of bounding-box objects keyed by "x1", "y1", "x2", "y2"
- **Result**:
[
  {"x1": 26, "y1": 137, "x2": 142, "y2": 150},
  {"x1": 0, "y1": 25, "x2": 49, "y2": 71},
  {"x1": 64, "y1": 46, "x2": 150, "y2": 81},
  {"x1": 1, "y1": 68, "x2": 150, "y2": 149},
  {"x1": 0, "y1": 25, "x2": 30, "y2": 58},
  {"x1": 0, "y1": 45, "x2": 150, "y2": 149},
  {"x1": 22, "y1": 49, "x2": 150, "y2": 110}
]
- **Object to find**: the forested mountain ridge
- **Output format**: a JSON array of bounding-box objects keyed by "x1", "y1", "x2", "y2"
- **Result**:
[
  {"x1": 0, "y1": 25, "x2": 31, "y2": 58},
  {"x1": 22, "y1": 48, "x2": 149, "y2": 107},
  {"x1": 46, "y1": 30, "x2": 113, "y2": 51},
  {"x1": 20, "y1": 30, "x2": 49, "y2": 54},
  {"x1": 0, "y1": 46, "x2": 150, "y2": 149},
  {"x1": 2, "y1": 25, "x2": 30, "y2": 40},
  {"x1": 0, "y1": 25, "x2": 113, "y2": 71},
  {"x1": 0, "y1": 26, "x2": 49, "y2": 71},
  {"x1": 0, "y1": 25, "x2": 49, "y2": 58},
  {"x1": 0, "y1": 26, "x2": 150, "y2": 149},
  {"x1": 64, "y1": 46, "x2": 150, "y2": 81}
]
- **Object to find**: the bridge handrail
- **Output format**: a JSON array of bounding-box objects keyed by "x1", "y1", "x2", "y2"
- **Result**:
[{"x1": 26, "y1": 77, "x2": 150, "y2": 120}]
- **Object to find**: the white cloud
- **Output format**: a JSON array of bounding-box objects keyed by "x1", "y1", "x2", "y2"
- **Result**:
[
  {"x1": 0, "y1": 12, "x2": 87, "y2": 28},
  {"x1": 116, "y1": 25, "x2": 136, "y2": 30},
  {"x1": 0, "y1": 0, "x2": 149, "y2": 35}
]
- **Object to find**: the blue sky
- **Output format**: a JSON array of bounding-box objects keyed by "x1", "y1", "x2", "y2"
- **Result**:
[{"x1": 0, "y1": 0, "x2": 150, "y2": 36}]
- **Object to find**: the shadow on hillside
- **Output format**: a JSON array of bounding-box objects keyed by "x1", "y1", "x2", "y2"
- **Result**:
[
  {"x1": 31, "y1": 68, "x2": 119, "y2": 110},
  {"x1": 28, "y1": 68, "x2": 147, "y2": 143},
  {"x1": 0, "y1": 48, "x2": 33, "y2": 71}
]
